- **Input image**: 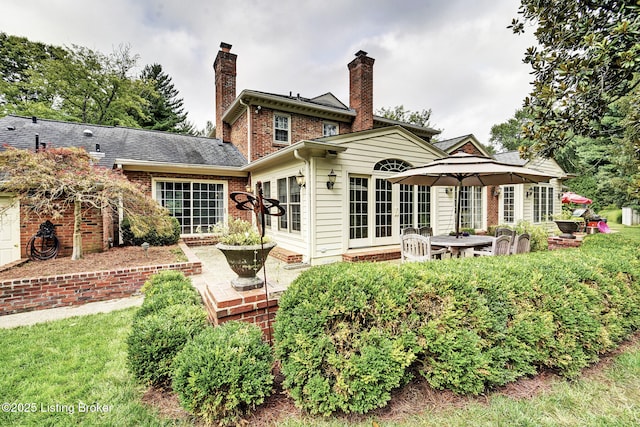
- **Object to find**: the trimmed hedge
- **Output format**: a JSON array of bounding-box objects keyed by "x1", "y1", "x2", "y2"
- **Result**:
[
  {"x1": 134, "y1": 272, "x2": 202, "y2": 319},
  {"x1": 127, "y1": 304, "x2": 208, "y2": 387},
  {"x1": 127, "y1": 271, "x2": 207, "y2": 388},
  {"x1": 274, "y1": 232, "x2": 640, "y2": 414},
  {"x1": 172, "y1": 321, "x2": 274, "y2": 426}
]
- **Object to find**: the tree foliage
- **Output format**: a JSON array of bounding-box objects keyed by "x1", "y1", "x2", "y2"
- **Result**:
[
  {"x1": 0, "y1": 33, "x2": 197, "y2": 134},
  {"x1": 376, "y1": 105, "x2": 437, "y2": 129},
  {"x1": 489, "y1": 108, "x2": 535, "y2": 152},
  {"x1": 511, "y1": 1, "x2": 640, "y2": 207},
  {"x1": 138, "y1": 63, "x2": 194, "y2": 133},
  {"x1": 511, "y1": 0, "x2": 639, "y2": 155},
  {"x1": 0, "y1": 146, "x2": 177, "y2": 259}
]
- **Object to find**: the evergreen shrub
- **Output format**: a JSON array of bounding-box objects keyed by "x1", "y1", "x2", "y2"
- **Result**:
[
  {"x1": 127, "y1": 304, "x2": 207, "y2": 388},
  {"x1": 172, "y1": 321, "x2": 274, "y2": 426},
  {"x1": 121, "y1": 216, "x2": 181, "y2": 246},
  {"x1": 273, "y1": 232, "x2": 640, "y2": 413}
]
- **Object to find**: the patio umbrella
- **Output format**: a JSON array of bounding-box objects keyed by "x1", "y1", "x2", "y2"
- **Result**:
[
  {"x1": 561, "y1": 192, "x2": 592, "y2": 204},
  {"x1": 387, "y1": 152, "x2": 554, "y2": 237}
]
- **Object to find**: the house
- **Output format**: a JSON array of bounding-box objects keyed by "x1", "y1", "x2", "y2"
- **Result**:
[{"x1": 0, "y1": 42, "x2": 568, "y2": 267}]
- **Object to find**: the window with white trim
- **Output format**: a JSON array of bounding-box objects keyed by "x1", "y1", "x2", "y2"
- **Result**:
[
  {"x1": 274, "y1": 113, "x2": 290, "y2": 144},
  {"x1": 459, "y1": 186, "x2": 483, "y2": 229},
  {"x1": 533, "y1": 185, "x2": 554, "y2": 222},
  {"x1": 277, "y1": 176, "x2": 301, "y2": 232},
  {"x1": 502, "y1": 185, "x2": 515, "y2": 223},
  {"x1": 263, "y1": 181, "x2": 272, "y2": 227},
  {"x1": 322, "y1": 122, "x2": 338, "y2": 136},
  {"x1": 154, "y1": 180, "x2": 225, "y2": 234}
]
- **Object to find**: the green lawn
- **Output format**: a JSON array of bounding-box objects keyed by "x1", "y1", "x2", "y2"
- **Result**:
[
  {"x1": 2, "y1": 225, "x2": 640, "y2": 426},
  {"x1": 0, "y1": 308, "x2": 192, "y2": 426}
]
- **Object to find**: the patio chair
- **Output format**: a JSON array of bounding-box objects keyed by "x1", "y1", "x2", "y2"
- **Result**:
[
  {"x1": 495, "y1": 227, "x2": 516, "y2": 239},
  {"x1": 512, "y1": 233, "x2": 531, "y2": 254},
  {"x1": 401, "y1": 234, "x2": 447, "y2": 263},
  {"x1": 402, "y1": 227, "x2": 418, "y2": 236},
  {"x1": 472, "y1": 234, "x2": 512, "y2": 257},
  {"x1": 418, "y1": 226, "x2": 433, "y2": 237}
]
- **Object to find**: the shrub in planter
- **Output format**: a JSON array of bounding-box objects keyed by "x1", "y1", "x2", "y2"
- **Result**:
[
  {"x1": 274, "y1": 262, "x2": 420, "y2": 416},
  {"x1": 121, "y1": 216, "x2": 181, "y2": 246},
  {"x1": 127, "y1": 304, "x2": 208, "y2": 388},
  {"x1": 172, "y1": 321, "x2": 273, "y2": 426}
]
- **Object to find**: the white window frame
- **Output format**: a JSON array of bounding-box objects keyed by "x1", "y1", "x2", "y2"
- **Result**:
[
  {"x1": 533, "y1": 184, "x2": 555, "y2": 223},
  {"x1": 274, "y1": 113, "x2": 291, "y2": 144},
  {"x1": 322, "y1": 121, "x2": 338, "y2": 137},
  {"x1": 276, "y1": 176, "x2": 301, "y2": 233},
  {"x1": 151, "y1": 178, "x2": 227, "y2": 235}
]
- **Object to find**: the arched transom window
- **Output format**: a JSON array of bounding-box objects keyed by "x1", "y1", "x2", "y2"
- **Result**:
[{"x1": 373, "y1": 159, "x2": 413, "y2": 172}]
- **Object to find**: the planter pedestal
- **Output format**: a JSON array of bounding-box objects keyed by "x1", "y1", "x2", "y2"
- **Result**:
[
  {"x1": 553, "y1": 220, "x2": 583, "y2": 240},
  {"x1": 216, "y1": 242, "x2": 276, "y2": 291}
]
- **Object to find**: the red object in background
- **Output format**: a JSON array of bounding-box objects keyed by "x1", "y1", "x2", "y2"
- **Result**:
[{"x1": 561, "y1": 192, "x2": 592, "y2": 204}]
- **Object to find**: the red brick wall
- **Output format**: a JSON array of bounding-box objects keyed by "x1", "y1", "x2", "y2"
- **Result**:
[
  {"x1": 487, "y1": 186, "x2": 500, "y2": 228},
  {"x1": 453, "y1": 142, "x2": 484, "y2": 156},
  {"x1": 214, "y1": 43, "x2": 237, "y2": 143},
  {"x1": 0, "y1": 260, "x2": 202, "y2": 316},
  {"x1": 123, "y1": 170, "x2": 250, "y2": 222},
  {"x1": 20, "y1": 204, "x2": 107, "y2": 259},
  {"x1": 230, "y1": 110, "x2": 249, "y2": 160},
  {"x1": 348, "y1": 51, "x2": 375, "y2": 132}
]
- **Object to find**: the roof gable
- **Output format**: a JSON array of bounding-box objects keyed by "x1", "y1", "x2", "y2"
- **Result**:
[{"x1": 434, "y1": 134, "x2": 490, "y2": 156}]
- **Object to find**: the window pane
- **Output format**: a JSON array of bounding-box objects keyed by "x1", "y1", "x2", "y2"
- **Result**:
[
  {"x1": 503, "y1": 186, "x2": 515, "y2": 223},
  {"x1": 278, "y1": 178, "x2": 288, "y2": 229},
  {"x1": 289, "y1": 177, "x2": 301, "y2": 232},
  {"x1": 350, "y1": 177, "x2": 368, "y2": 239},
  {"x1": 400, "y1": 184, "x2": 414, "y2": 232},
  {"x1": 375, "y1": 179, "x2": 392, "y2": 238},
  {"x1": 417, "y1": 186, "x2": 431, "y2": 228}
]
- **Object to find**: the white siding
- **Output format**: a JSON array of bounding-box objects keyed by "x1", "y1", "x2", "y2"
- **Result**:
[{"x1": 0, "y1": 196, "x2": 21, "y2": 267}]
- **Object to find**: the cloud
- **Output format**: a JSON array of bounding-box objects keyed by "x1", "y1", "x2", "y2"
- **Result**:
[{"x1": 1, "y1": 0, "x2": 537, "y2": 145}]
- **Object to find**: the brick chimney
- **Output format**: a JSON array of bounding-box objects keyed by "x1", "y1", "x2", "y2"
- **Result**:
[
  {"x1": 348, "y1": 50, "x2": 375, "y2": 132},
  {"x1": 213, "y1": 42, "x2": 237, "y2": 142}
]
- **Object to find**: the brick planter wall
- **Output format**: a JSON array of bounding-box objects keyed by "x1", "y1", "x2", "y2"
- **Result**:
[
  {"x1": 201, "y1": 283, "x2": 283, "y2": 338},
  {"x1": 0, "y1": 243, "x2": 202, "y2": 316},
  {"x1": 547, "y1": 236, "x2": 584, "y2": 250}
]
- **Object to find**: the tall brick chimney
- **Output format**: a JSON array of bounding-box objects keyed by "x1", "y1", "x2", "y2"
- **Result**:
[
  {"x1": 213, "y1": 42, "x2": 237, "y2": 142},
  {"x1": 348, "y1": 50, "x2": 375, "y2": 132}
]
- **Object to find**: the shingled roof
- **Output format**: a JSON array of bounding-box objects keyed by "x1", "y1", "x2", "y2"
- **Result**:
[{"x1": 0, "y1": 115, "x2": 247, "y2": 168}]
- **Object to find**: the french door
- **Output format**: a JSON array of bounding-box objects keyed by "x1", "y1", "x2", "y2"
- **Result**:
[{"x1": 349, "y1": 175, "x2": 431, "y2": 248}]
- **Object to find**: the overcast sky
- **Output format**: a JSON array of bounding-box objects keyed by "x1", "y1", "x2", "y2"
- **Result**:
[{"x1": 1, "y1": 0, "x2": 537, "y2": 147}]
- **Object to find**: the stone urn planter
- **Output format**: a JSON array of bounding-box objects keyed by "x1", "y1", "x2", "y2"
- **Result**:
[
  {"x1": 553, "y1": 220, "x2": 583, "y2": 239},
  {"x1": 216, "y1": 241, "x2": 277, "y2": 291}
]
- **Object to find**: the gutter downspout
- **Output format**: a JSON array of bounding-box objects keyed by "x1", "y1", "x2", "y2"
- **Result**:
[{"x1": 294, "y1": 149, "x2": 313, "y2": 263}]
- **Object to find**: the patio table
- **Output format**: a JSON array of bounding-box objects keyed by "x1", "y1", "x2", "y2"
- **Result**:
[{"x1": 429, "y1": 235, "x2": 495, "y2": 258}]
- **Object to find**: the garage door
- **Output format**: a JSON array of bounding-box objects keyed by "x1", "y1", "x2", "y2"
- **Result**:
[{"x1": 0, "y1": 196, "x2": 20, "y2": 267}]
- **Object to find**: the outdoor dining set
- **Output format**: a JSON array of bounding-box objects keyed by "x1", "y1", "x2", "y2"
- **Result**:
[{"x1": 400, "y1": 227, "x2": 530, "y2": 263}]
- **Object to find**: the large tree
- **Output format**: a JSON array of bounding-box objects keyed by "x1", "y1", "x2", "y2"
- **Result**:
[
  {"x1": 510, "y1": 0, "x2": 639, "y2": 156},
  {"x1": 138, "y1": 63, "x2": 194, "y2": 133},
  {"x1": 0, "y1": 146, "x2": 176, "y2": 260},
  {"x1": 489, "y1": 108, "x2": 535, "y2": 152},
  {"x1": 0, "y1": 33, "x2": 66, "y2": 117}
]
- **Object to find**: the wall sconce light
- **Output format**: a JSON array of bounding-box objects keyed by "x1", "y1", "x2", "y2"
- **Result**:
[
  {"x1": 526, "y1": 189, "x2": 533, "y2": 198},
  {"x1": 295, "y1": 170, "x2": 306, "y2": 188},
  {"x1": 445, "y1": 187, "x2": 453, "y2": 196},
  {"x1": 326, "y1": 169, "x2": 337, "y2": 190},
  {"x1": 493, "y1": 187, "x2": 501, "y2": 197}
]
